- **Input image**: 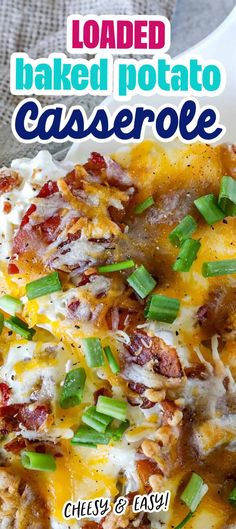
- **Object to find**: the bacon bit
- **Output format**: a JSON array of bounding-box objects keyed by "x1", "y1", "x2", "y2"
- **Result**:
[
  {"x1": 136, "y1": 458, "x2": 161, "y2": 489},
  {"x1": 8, "y1": 263, "x2": 19, "y2": 274},
  {"x1": 3, "y1": 201, "x2": 11, "y2": 214},
  {"x1": 0, "y1": 168, "x2": 21, "y2": 195},
  {"x1": 68, "y1": 299, "x2": 81, "y2": 315},
  {"x1": 161, "y1": 400, "x2": 178, "y2": 426},
  {"x1": 20, "y1": 203, "x2": 37, "y2": 228},
  {"x1": 37, "y1": 180, "x2": 59, "y2": 198},
  {"x1": 94, "y1": 387, "x2": 112, "y2": 405},
  {"x1": 0, "y1": 403, "x2": 49, "y2": 435},
  {"x1": 0, "y1": 383, "x2": 11, "y2": 406},
  {"x1": 185, "y1": 363, "x2": 209, "y2": 380},
  {"x1": 196, "y1": 304, "x2": 209, "y2": 326},
  {"x1": 127, "y1": 382, "x2": 155, "y2": 409},
  {"x1": 4, "y1": 436, "x2": 27, "y2": 453},
  {"x1": 152, "y1": 338, "x2": 183, "y2": 379},
  {"x1": 140, "y1": 398, "x2": 156, "y2": 410},
  {"x1": 196, "y1": 286, "x2": 236, "y2": 338},
  {"x1": 84, "y1": 152, "x2": 106, "y2": 175},
  {"x1": 126, "y1": 331, "x2": 153, "y2": 366},
  {"x1": 106, "y1": 307, "x2": 140, "y2": 332},
  {"x1": 108, "y1": 205, "x2": 125, "y2": 225},
  {"x1": 38, "y1": 214, "x2": 61, "y2": 243},
  {"x1": 128, "y1": 382, "x2": 146, "y2": 394}
]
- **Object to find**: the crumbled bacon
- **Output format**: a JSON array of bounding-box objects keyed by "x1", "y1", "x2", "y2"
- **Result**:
[
  {"x1": 0, "y1": 383, "x2": 11, "y2": 406},
  {"x1": 10, "y1": 155, "x2": 133, "y2": 275},
  {"x1": 94, "y1": 387, "x2": 112, "y2": 404},
  {"x1": 0, "y1": 403, "x2": 49, "y2": 435},
  {"x1": 128, "y1": 382, "x2": 146, "y2": 394},
  {"x1": 126, "y1": 331, "x2": 183, "y2": 379},
  {"x1": 84, "y1": 152, "x2": 107, "y2": 174},
  {"x1": 196, "y1": 286, "x2": 236, "y2": 337},
  {"x1": 106, "y1": 307, "x2": 140, "y2": 332},
  {"x1": 0, "y1": 168, "x2": 21, "y2": 195},
  {"x1": 127, "y1": 382, "x2": 155, "y2": 409},
  {"x1": 126, "y1": 331, "x2": 153, "y2": 366},
  {"x1": 136, "y1": 458, "x2": 162, "y2": 488},
  {"x1": 3, "y1": 201, "x2": 11, "y2": 214},
  {"x1": 161, "y1": 400, "x2": 178, "y2": 425},
  {"x1": 7, "y1": 263, "x2": 19, "y2": 274},
  {"x1": 4, "y1": 435, "x2": 62, "y2": 457},
  {"x1": 184, "y1": 363, "x2": 209, "y2": 380}
]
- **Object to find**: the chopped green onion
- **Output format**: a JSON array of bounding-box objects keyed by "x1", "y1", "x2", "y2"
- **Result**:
[
  {"x1": 194, "y1": 194, "x2": 225, "y2": 224},
  {"x1": 60, "y1": 368, "x2": 86, "y2": 409},
  {"x1": 71, "y1": 425, "x2": 111, "y2": 446},
  {"x1": 0, "y1": 295, "x2": 23, "y2": 316},
  {"x1": 174, "y1": 512, "x2": 194, "y2": 529},
  {"x1": 0, "y1": 313, "x2": 4, "y2": 335},
  {"x1": 96, "y1": 396, "x2": 127, "y2": 422},
  {"x1": 144, "y1": 294, "x2": 180, "y2": 323},
  {"x1": 134, "y1": 196, "x2": 154, "y2": 215},
  {"x1": 173, "y1": 239, "x2": 201, "y2": 272},
  {"x1": 108, "y1": 420, "x2": 130, "y2": 441},
  {"x1": 82, "y1": 406, "x2": 113, "y2": 433},
  {"x1": 98, "y1": 260, "x2": 135, "y2": 273},
  {"x1": 104, "y1": 345, "x2": 120, "y2": 374},
  {"x1": 82, "y1": 338, "x2": 104, "y2": 367},
  {"x1": 202, "y1": 259, "x2": 236, "y2": 277},
  {"x1": 4, "y1": 316, "x2": 35, "y2": 340},
  {"x1": 21, "y1": 451, "x2": 56, "y2": 471},
  {"x1": 26, "y1": 272, "x2": 62, "y2": 300},
  {"x1": 218, "y1": 176, "x2": 236, "y2": 216},
  {"x1": 181, "y1": 472, "x2": 208, "y2": 512},
  {"x1": 127, "y1": 265, "x2": 156, "y2": 299},
  {"x1": 169, "y1": 215, "x2": 197, "y2": 247},
  {"x1": 229, "y1": 485, "x2": 236, "y2": 506}
]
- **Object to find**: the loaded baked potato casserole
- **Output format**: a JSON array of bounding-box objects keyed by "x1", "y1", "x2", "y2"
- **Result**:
[{"x1": 0, "y1": 141, "x2": 236, "y2": 529}]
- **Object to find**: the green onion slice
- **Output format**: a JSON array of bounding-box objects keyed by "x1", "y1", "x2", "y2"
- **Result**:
[
  {"x1": 4, "y1": 316, "x2": 35, "y2": 340},
  {"x1": 60, "y1": 367, "x2": 86, "y2": 409},
  {"x1": 173, "y1": 239, "x2": 201, "y2": 272},
  {"x1": 96, "y1": 396, "x2": 127, "y2": 422},
  {"x1": 108, "y1": 420, "x2": 130, "y2": 441},
  {"x1": 194, "y1": 194, "x2": 225, "y2": 225},
  {"x1": 98, "y1": 260, "x2": 134, "y2": 273},
  {"x1": 127, "y1": 265, "x2": 156, "y2": 299},
  {"x1": 26, "y1": 272, "x2": 62, "y2": 300},
  {"x1": 82, "y1": 338, "x2": 104, "y2": 367},
  {"x1": 0, "y1": 295, "x2": 23, "y2": 316},
  {"x1": 21, "y1": 451, "x2": 56, "y2": 472},
  {"x1": 174, "y1": 512, "x2": 194, "y2": 529},
  {"x1": 229, "y1": 485, "x2": 236, "y2": 506},
  {"x1": 134, "y1": 196, "x2": 154, "y2": 215},
  {"x1": 144, "y1": 294, "x2": 180, "y2": 323},
  {"x1": 202, "y1": 259, "x2": 236, "y2": 277},
  {"x1": 0, "y1": 313, "x2": 4, "y2": 335},
  {"x1": 82, "y1": 406, "x2": 113, "y2": 433},
  {"x1": 169, "y1": 215, "x2": 197, "y2": 247},
  {"x1": 181, "y1": 472, "x2": 208, "y2": 512},
  {"x1": 104, "y1": 345, "x2": 120, "y2": 374},
  {"x1": 218, "y1": 175, "x2": 236, "y2": 216},
  {"x1": 71, "y1": 425, "x2": 111, "y2": 446}
]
